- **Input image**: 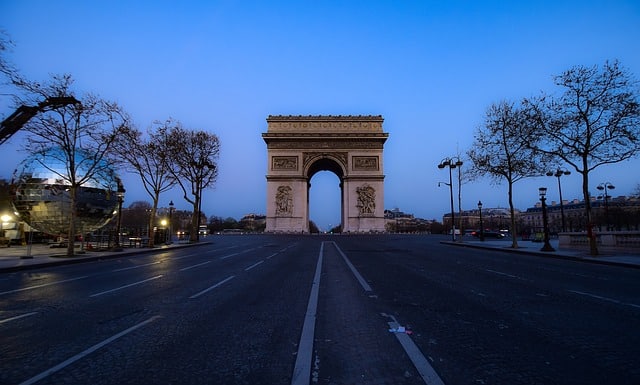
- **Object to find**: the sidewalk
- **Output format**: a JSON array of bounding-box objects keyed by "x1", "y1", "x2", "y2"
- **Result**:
[
  {"x1": 0, "y1": 242, "x2": 206, "y2": 273},
  {"x1": 444, "y1": 238, "x2": 640, "y2": 269}
]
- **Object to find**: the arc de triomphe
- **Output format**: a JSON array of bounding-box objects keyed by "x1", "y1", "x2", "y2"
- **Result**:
[{"x1": 262, "y1": 115, "x2": 388, "y2": 233}]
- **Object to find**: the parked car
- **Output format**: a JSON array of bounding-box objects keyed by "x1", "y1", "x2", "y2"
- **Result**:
[{"x1": 470, "y1": 230, "x2": 505, "y2": 239}]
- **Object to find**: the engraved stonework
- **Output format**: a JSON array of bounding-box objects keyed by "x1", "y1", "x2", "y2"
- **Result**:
[
  {"x1": 356, "y1": 184, "x2": 376, "y2": 215},
  {"x1": 353, "y1": 156, "x2": 379, "y2": 171},
  {"x1": 272, "y1": 156, "x2": 298, "y2": 170},
  {"x1": 263, "y1": 115, "x2": 388, "y2": 233},
  {"x1": 275, "y1": 185, "x2": 293, "y2": 216},
  {"x1": 303, "y1": 152, "x2": 348, "y2": 171}
]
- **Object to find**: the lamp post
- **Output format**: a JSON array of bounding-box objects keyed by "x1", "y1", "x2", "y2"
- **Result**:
[
  {"x1": 539, "y1": 187, "x2": 555, "y2": 252},
  {"x1": 1, "y1": 214, "x2": 10, "y2": 248},
  {"x1": 161, "y1": 219, "x2": 168, "y2": 244},
  {"x1": 596, "y1": 182, "x2": 615, "y2": 231},
  {"x1": 114, "y1": 184, "x2": 125, "y2": 251},
  {"x1": 546, "y1": 168, "x2": 571, "y2": 232},
  {"x1": 168, "y1": 200, "x2": 174, "y2": 244},
  {"x1": 438, "y1": 158, "x2": 461, "y2": 241},
  {"x1": 477, "y1": 201, "x2": 485, "y2": 241}
]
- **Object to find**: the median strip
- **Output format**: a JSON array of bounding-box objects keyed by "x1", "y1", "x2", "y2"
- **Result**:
[{"x1": 291, "y1": 242, "x2": 324, "y2": 385}]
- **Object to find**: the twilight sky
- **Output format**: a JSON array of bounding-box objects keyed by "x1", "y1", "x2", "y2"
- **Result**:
[{"x1": 1, "y1": 0, "x2": 639, "y2": 231}]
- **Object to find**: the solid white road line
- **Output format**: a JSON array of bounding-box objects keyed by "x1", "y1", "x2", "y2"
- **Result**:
[
  {"x1": 18, "y1": 316, "x2": 161, "y2": 385},
  {"x1": 245, "y1": 260, "x2": 264, "y2": 271},
  {"x1": 112, "y1": 261, "x2": 162, "y2": 272},
  {"x1": 180, "y1": 260, "x2": 213, "y2": 271},
  {"x1": 485, "y1": 269, "x2": 527, "y2": 281},
  {"x1": 0, "y1": 311, "x2": 38, "y2": 325},
  {"x1": 568, "y1": 289, "x2": 640, "y2": 309},
  {"x1": 331, "y1": 241, "x2": 372, "y2": 292},
  {"x1": 387, "y1": 320, "x2": 445, "y2": 385},
  {"x1": 89, "y1": 275, "x2": 164, "y2": 297},
  {"x1": 0, "y1": 276, "x2": 90, "y2": 296},
  {"x1": 291, "y1": 242, "x2": 324, "y2": 385},
  {"x1": 189, "y1": 275, "x2": 235, "y2": 299}
]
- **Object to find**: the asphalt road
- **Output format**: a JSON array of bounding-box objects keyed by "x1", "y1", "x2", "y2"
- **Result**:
[{"x1": 1, "y1": 235, "x2": 639, "y2": 385}]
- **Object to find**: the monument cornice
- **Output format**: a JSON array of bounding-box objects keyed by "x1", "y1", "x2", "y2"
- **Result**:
[
  {"x1": 267, "y1": 115, "x2": 384, "y2": 122},
  {"x1": 264, "y1": 139, "x2": 386, "y2": 150}
]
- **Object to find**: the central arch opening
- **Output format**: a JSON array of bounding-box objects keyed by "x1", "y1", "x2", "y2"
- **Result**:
[{"x1": 307, "y1": 158, "x2": 344, "y2": 233}]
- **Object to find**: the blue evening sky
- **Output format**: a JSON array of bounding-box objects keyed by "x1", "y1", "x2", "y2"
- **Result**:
[{"x1": 1, "y1": 1, "x2": 639, "y2": 231}]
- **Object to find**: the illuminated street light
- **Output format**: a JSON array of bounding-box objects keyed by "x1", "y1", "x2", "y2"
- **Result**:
[{"x1": 1, "y1": 214, "x2": 11, "y2": 247}]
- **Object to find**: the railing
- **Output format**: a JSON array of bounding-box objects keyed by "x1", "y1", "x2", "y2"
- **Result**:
[{"x1": 559, "y1": 231, "x2": 640, "y2": 251}]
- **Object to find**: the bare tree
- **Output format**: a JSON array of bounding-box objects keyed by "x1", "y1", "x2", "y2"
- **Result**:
[
  {"x1": 15, "y1": 74, "x2": 130, "y2": 256},
  {"x1": 113, "y1": 120, "x2": 177, "y2": 247},
  {"x1": 165, "y1": 124, "x2": 220, "y2": 242},
  {"x1": 468, "y1": 100, "x2": 548, "y2": 248},
  {"x1": 525, "y1": 60, "x2": 640, "y2": 255},
  {"x1": 0, "y1": 30, "x2": 14, "y2": 81}
]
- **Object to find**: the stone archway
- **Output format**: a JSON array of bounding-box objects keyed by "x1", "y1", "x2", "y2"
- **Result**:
[{"x1": 262, "y1": 115, "x2": 388, "y2": 233}]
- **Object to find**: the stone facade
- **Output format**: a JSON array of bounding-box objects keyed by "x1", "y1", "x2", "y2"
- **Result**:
[{"x1": 263, "y1": 115, "x2": 388, "y2": 233}]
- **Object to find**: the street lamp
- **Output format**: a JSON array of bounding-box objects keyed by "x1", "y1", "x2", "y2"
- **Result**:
[
  {"x1": 161, "y1": 219, "x2": 168, "y2": 243},
  {"x1": 1, "y1": 214, "x2": 10, "y2": 247},
  {"x1": 539, "y1": 187, "x2": 555, "y2": 252},
  {"x1": 596, "y1": 182, "x2": 615, "y2": 231},
  {"x1": 168, "y1": 200, "x2": 174, "y2": 244},
  {"x1": 477, "y1": 201, "x2": 485, "y2": 241},
  {"x1": 114, "y1": 183, "x2": 125, "y2": 251},
  {"x1": 546, "y1": 168, "x2": 571, "y2": 232},
  {"x1": 438, "y1": 157, "x2": 462, "y2": 241}
]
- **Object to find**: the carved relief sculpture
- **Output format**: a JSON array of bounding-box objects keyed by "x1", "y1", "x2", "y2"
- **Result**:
[
  {"x1": 264, "y1": 115, "x2": 387, "y2": 233},
  {"x1": 353, "y1": 156, "x2": 379, "y2": 170},
  {"x1": 275, "y1": 185, "x2": 293, "y2": 216},
  {"x1": 272, "y1": 156, "x2": 298, "y2": 170},
  {"x1": 356, "y1": 184, "x2": 376, "y2": 215}
]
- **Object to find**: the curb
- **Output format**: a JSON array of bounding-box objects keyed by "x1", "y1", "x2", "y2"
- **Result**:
[
  {"x1": 0, "y1": 242, "x2": 210, "y2": 273},
  {"x1": 441, "y1": 241, "x2": 640, "y2": 270}
]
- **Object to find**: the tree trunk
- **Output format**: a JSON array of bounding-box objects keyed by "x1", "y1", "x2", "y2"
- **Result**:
[
  {"x1": 190, "y1": 195, "x2": 199, "y2": 243},
  {"x1": 582, "y1": 169, "x2": 599, "y2": 255},
  {"x1": 147, "y1": 205, "x2": 157, "y2": 248},
  {"x1": 508, "y1": 181, "x2": 519, "y2": 248},
  {"x1": 66, "y1": 186, "x2": 77, "y2": 257}
]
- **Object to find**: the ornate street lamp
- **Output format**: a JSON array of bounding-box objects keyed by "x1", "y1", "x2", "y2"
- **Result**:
[
  {"x1": 438, "y1": 157, "x2": 462, "y2": 241},
  {"x1": 546, "y1": 168, "x2": 571, "y2": 232},
  {"x1": 539, "y1": 187, "x2": 555, "y2": 252},
  {"x1": 113, "y1": 183, "x2": 125, "y2": 251},
  {"x1": 596, "y1": 182, "x2": 615, "y2": 231},
  {"x1": 477, "y1": 200, "x2": 485, "y2": 241},
  {"x1": 168, "y1": 200, "x2": 174, "y2": 244}
]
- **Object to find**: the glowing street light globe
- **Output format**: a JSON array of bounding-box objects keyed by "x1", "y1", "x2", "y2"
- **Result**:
[{"x1": 11, "y1": 147, "x2": 122, "y2": 236}]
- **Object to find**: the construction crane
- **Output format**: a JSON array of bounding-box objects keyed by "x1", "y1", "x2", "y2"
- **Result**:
[{"x1": 0, "y1": 96, "x2": 80, "y2": 146}]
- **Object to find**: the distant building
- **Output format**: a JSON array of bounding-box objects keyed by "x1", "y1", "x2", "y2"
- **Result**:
[
  {"x1": 442, "y1": 207, "x2": 516, "y2": 233},
  {"x1": 521, "y1": 196, "x2": 640, "y2": 233},
  {"x1": 239, "y1": 213, "x2": 266, "y2": 232},
  {"x1": 384, "y1": 208, "x2": 433, "y2": 233}
]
